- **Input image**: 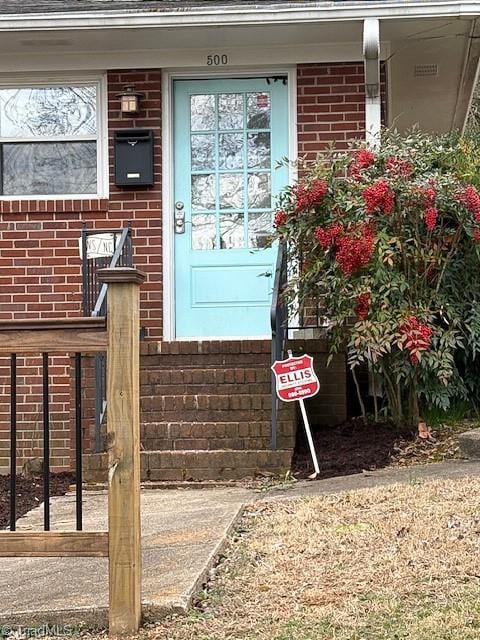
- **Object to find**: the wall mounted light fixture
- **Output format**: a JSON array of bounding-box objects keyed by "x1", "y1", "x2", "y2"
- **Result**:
[{"x1": 116, "y1": 85, "x2": 144, "y2": 115}]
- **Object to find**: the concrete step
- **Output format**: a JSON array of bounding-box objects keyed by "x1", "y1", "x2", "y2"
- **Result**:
[{"x1": 84, "y1": 449, "x2": 293, "y2": 482}]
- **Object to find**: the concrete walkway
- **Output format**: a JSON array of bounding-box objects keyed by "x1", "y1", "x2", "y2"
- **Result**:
[
  {"x1": 0, "y1": 487, "x2": 251, "y2": 627},
  {"x1": 263, "y1": 459, "x2": 480, "y2": 501},
  {"x1": 1, "y1": 460, "x2": 479, "y2": 627}
]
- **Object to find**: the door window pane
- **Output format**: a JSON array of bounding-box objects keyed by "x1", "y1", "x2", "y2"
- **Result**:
[
  {"x1": 220, "y1": 213, "x2": 245, "y2": 249},
  {"x1": 192, "y1": 174, "x2": 216, "y2": 211},
  {"x1": 187, "y1": 86, "x2": 276, "y2": 251},
  {"x1": 218, "y1": 93, "x2": 243, "y2": 130},
  {"x1": 248, "y1": 172, "x2": 271, "y2": 209},
  {"x1": 248, "y1": 211, "x2": 272, "y2": 248},
  {"x1": 220, "y1": 173, "x2": 243, "y2": 209},
  {"x1": 247, "y1": 92, "x2": 270, "y2": 129},
  {"x1": 2, "y1": 142, "x2": 97, "y2": 196},
  {"x1": 219, "y1": 133, "x2": 243, "y2": 170},
  {"x1": 0, "y1": 86, "x2": 97, "y2": 137},
  {"x1": 192, "y1": 214, "x2": 216, "y2": 250},
  {"x1": 191, "y1": 134, "x2": 215, "y2": 170},
  {"x1": 191, "y1": 94, "x2": 215, "y2": 131},
  {"x1": 247, "y1": 132, "x2": 271, "y2": 169}
]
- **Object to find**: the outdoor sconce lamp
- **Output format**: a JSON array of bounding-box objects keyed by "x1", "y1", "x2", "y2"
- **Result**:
[{"x1": 117, "y1": 85, "x2": 144, "y2": 115}]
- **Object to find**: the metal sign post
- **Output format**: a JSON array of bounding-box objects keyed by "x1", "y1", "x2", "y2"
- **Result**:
[{"x1": 271, "y1": 350, "x2": 321, "y2": 479}]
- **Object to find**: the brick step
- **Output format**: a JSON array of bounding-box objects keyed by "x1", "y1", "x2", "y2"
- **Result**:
[
  {"x1": 140, "y1": 393, "x2": 276, "y2": 413},
  {"x1": 139, "y1": 338, "x2": 330, "y2": 369},
  {"x1": 140, "y1": 419, "x2": 295, "y2": 451},
  {"x1": 84, "y1": 449, "x2": 293, "y2": 483},
  {"x1": 141, "y1": 382, "x2": 272, "y2": 396},
  {"x1": 141, "y1": 340, "x2": 271, "y2": 356},
  {"x1": 141, "y1": 407, "x2": 277, "y2": 423},
  {"x1": 140, "y1": 365, "x2": 272, "y2": 392},
  {"x1": 140, "y1": 338, "x2": 329, "y2": 357},
  {"x1": 140, "y1": 352, "x2": 272, "y2": 368}
]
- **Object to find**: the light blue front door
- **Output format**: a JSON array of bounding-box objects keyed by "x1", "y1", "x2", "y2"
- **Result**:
[{"x1": 173, "y1": 77, "x2": 289, "y2": 338}]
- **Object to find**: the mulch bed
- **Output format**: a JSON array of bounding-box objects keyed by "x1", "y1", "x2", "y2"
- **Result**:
[
  {"x1": 0, "y1": 473, "x2": 75, "y2": 529},
  {"x1": 292, "y1": 418, "x2": 462, "y2": 480}
]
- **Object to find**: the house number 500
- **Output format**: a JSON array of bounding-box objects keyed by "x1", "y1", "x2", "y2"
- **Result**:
[{"x1": 207, "y1": 54, "x2": 228, "y2": 66}]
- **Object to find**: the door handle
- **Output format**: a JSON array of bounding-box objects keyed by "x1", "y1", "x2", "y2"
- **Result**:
[{"x1": 174, "y1": 201, "x2": 185, "y2": 234}]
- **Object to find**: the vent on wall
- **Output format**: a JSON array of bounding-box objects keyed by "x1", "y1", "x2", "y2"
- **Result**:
[{"x1": 414, "y1": 64, "x2": 439, "y2": 77}]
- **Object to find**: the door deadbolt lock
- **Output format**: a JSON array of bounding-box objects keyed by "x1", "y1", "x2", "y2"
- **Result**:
[{"x1": 174, "y1": 201, "x2": 185, "y2": 234}]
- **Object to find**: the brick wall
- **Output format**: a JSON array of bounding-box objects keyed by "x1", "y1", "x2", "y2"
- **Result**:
[
  {"x1": 0, "y1": 62, "x2": 386, "y2": 472},
  {"x1": 0, "y1": 70, "x2": 162, "y2": 472},
  {"x1": 0, "y1": 355, "x2": 72, "y2": 473},
  {"x1": 0, "y1": 70, "x2": 162, "y2": 334},
  {"x1": 297, "y1": 62, "x2": 387, "y2": 161}
]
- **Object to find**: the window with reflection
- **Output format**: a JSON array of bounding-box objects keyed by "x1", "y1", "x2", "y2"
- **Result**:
[
  {"x1": 0, "y1": 84, "x2": 101, "y2": 196},
  {"x1": 190, "y1": 90, "x2": 274, "y2": 251}
]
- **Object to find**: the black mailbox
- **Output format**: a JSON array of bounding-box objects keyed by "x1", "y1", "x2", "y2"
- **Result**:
[{"x1": 114, "y1": 129, "x2": 154, "y2": 187}]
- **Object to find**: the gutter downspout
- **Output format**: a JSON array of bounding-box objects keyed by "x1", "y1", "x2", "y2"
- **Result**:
[{"x1": 363, "y1": 18, "x2": 381, "y2": 148}]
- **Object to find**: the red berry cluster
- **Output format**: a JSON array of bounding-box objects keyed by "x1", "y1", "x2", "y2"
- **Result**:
[
  {"x1": 425, "y1": 183, "x2": 437, "y2": 203},
  {"x1": 457, "y1": 185, "x2": 480, "y2": 222},
  {"x1": 399, "y1": 316, "x2": 432, "y2": 365},
  {"x1": 335, "y1": 223, "x2": 376, "y2": 276},
  {"x1": 363, "y1": 179, "x2": 395, "y2": 215},
  {"x1": 274, "y1": 210, "x2": 288, "y2": 228},
  {"x1": 474, "y1": 229, "x2": 480, "y2": 242},
  {"x1": 424, "y1": 206, "x2": 438, "y2": 232},
  {"x1": 349, "y1": 149, "x2": 375, "y2": 178},
  {"x1": 355, "y1": 292, "x2": 371, "y2": 320},
  {"x1": 417, "y1": 181, "x2": 438, "y2": 231},
  {"x1": 385, "y1": 156, "x2": 414, "y2": 178},
  {"x1": 294, "y1": 178, "x2": 328, "y2": 213},
  {"x1": 315, "y1": 223, "x2": 343, "y2": 250}
]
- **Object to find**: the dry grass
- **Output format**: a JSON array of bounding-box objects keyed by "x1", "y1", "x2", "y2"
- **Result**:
[{"x1": 142, "y1": 477, "x2": 480, "y2": 640}]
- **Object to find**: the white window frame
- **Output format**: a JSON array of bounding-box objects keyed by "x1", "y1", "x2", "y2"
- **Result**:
[{"x1": 0, "y1": 73, "x2": 108, "y2": 200}]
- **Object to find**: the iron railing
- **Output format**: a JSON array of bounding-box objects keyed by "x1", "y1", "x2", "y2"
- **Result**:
[
  {"x1": 270, "y1": 241, "x2": 327, "y2": 449},
  {"x1": 9, "y1": 350, "x2": 84, "y2": 531},
  {"x1": 270, "y1": 241, "x2": 288, "y2": 451},
  {"x1": 81, "y1": 225, "x2": 133, "y2": 317},
  {"x1": 81, "y1": 225, "x2": 133, "y2": 452}
]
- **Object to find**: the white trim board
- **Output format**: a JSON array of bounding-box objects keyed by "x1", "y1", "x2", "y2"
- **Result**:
[
  {"x1": 161, "y1": 66, "x2": 297, "y2": 342},
  {"x1": 0, "y1": 42, "x2": 390, "y2": 74}
]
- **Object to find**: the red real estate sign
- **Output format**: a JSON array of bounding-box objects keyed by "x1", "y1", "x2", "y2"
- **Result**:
[{"x1": 271, "y1": 354, "x2": 320, "y2": 402}]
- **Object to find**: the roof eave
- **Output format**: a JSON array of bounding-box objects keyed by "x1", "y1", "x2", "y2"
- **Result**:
[{"x1": 1, "y1": 1, "x2": 480, "y2": 32}]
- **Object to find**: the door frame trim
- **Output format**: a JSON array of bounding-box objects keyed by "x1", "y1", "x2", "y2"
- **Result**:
[{"x1": 162, "y1": 66, "x2": 297, "y2": 342}]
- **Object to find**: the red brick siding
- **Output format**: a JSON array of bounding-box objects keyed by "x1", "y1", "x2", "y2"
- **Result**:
[
  {"x1": 0, "y1": 70, "x2": 162, "y2": 472},
  {"x1": 0, "y1": 63, "x2": 387, "y2": 472},
  {"x1": 0, "y1": 355, "x2": 72, "y2": 473},
  {"x1": 0, "y1": 71, "x2": 162, "y2": 335},
  {"x1": 297, "y1": 62, "x2": 387, "y2": 161}
]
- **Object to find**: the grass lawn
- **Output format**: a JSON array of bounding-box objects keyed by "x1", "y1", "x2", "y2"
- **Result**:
[{"x1": 142, "y1": 477, "x2": 480, "y2": 640}]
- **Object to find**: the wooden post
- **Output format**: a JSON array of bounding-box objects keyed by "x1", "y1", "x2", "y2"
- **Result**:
[{"x1": 98, "y1": 267, "x2": 146, "y2": 635}]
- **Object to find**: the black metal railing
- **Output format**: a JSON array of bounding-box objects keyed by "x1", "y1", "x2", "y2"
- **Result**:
[
  {"x1": 81, "y1": 225, "x2": 133, "y2": 452},
  {"x1": 81, "y1": 225, "x2": 133, "y2": 317},
  {"x1": 270, "y1": 241, "x2": 288, "y2": 451},
  {"x1": 270, "y1": 242, "x2": 328, "y2": 449},
  {"x1": 9, "y1": 352, "x2": 84, "y2": 532}
]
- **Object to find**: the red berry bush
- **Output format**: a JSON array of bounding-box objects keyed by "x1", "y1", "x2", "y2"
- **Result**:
[{"x1": 273, "y1": 130, "x2": 480, "y2": 426}]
